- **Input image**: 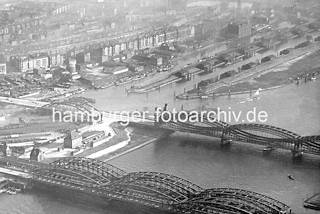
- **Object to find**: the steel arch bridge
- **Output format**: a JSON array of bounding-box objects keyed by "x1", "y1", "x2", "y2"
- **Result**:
[
  {"x1": 51, "y1": 157, "x2": 126, "y2": 184},
  {"x1": 0, "y1": 157, "x2": 292, "y2": 214},
  {"x1": 153, "y1": 111, "x2": 320, "y2": 157}
]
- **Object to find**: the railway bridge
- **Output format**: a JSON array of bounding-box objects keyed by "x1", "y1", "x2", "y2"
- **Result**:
[
  {"x1": 151, "y1": 108, "x2": 320, "y2": 158},
  {"x1": 103, "y1": 106, "x2": 320, "y2": 158},
  {"x1": 0, "y1": 157, "x2": 292, "y2": 214}
]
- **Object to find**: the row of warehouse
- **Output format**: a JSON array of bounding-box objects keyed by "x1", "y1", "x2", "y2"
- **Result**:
[{"x1": 2, "y1": 24, "x2": 195, "y2": 74}]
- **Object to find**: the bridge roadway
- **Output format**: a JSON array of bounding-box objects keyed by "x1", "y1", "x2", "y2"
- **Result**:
[{"x1": 0, "y1": 157, "x2": 292, "y2": 214}]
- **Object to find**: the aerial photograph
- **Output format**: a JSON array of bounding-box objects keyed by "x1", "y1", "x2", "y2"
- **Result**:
[{"x1": 0, "y1": 0, "x2": 319, "y2": 213}]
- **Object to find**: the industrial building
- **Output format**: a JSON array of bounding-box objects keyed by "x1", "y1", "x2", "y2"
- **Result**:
[
  {"x1": 64, "y1": 130, "x2": 83, "y2": 149},
  {"x1": 19, "y1": 54, "x2": 50, "y2": 73}
]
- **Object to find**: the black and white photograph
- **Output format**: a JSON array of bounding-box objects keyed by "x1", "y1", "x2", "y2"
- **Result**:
[{"x1": 0, "y1": 0, "x2": 319, "y2": 213}]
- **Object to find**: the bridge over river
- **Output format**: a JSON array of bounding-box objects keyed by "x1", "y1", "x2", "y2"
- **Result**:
[
  {"x1": 82, "y1": 105, "x2": 320, "y2": 159},
  {"x1": 1, "y1": 96, "x2": 319, "y2": 157},
  {"x1": 0, "y1": 157, "x2": 292, "y2": 214},
  {"x1": 153, "y1": 114, "x2": 320, "y2": 157},
  {"x1": 113, "y1": 107, "x2": 320, "y2": 158}
]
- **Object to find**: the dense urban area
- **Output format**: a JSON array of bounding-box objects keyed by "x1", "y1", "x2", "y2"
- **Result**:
[{"x1": 0, "y1": 0, "x2": 320, "y2": 214}]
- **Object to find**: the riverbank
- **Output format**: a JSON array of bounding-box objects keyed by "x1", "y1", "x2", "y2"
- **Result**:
[
  {"x1": 212, "y1": 51, "x2": 320, "y2": 96},
  {"x1": 73, "y1": 122, "x2": 171, "y2": 162},
  {"x1": 177, "y1": 85, "x2": 286, "y2": 100},
  {"x1": 126, "y1": 42, "x2": 227, "y2": 94},
  {"x1": 100, "y1": 123, "x2": 172, "y2": 162},
  {"x1": 75, "y1": 122, "x2": 129, "y2": 159},
  {"x1": 177, "y1": 44, "x2": 320, "y2": 100},
  {"x1": 128, "y1": 76, "x2": 181, "y2": 94}
]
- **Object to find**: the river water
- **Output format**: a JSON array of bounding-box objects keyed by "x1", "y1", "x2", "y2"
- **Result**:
[{"x1": 0, "y1": 79, "x2": 320, "y2": 214}]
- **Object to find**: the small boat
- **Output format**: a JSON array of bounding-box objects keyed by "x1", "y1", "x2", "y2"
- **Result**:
[{"x1": 288, "y1": 174, "x2": 295, "y2": 180}]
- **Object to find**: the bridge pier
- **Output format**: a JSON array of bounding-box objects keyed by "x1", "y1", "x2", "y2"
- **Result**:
[
  {"x1": 291, "y1": 141, "x2": 304, "y2": 160},
  {"x1": 220, "y1": 138, "x2": 232, "y2": 147},
  {"x1": 291, "y1": 150, "x2": 303, "y2": 160},
  {"x1": 220, "y1": 129, "x2": 232, "y2": 147}
]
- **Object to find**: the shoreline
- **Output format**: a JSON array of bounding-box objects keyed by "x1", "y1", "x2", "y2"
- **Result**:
[
  {"x1": 103, "y1": 137, "x2": 159, "y2": 162},
  {"x1": 128, "y1": 77, "x2": 181, "y2": 94},
  {"x1": 176, "y1": 84, "x2": 286, "y2": 100},
  {"x1": 177, "y1": 47, "x2": 320, "y2": 100},
  {"x1": 69, "y1": 123, "x2": 171, "y2": 162},
  {"x1": 100, "y1": 124, "x2": 171, "y2": 162}
]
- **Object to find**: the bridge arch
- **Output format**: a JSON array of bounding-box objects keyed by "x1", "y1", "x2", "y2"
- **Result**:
[
  {"x1": 174, "y1": 188, "x2": 291, "y2": 214},
  {"x1": 228, "y1": 123, "x2": 300, "y2": 139},
  {"x1": 104, "y1": 172, "x2": 204, "y2": 204},
  {"x1": 51, "y1": 157, "x2": 126, "y2": 184}
]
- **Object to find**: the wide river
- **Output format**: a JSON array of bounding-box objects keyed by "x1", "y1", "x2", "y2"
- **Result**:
[{"x1": 1, "y1": 78, "x2": 320, "y2": 214}]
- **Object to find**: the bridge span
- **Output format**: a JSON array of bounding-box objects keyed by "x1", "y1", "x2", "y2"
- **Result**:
[
  {"x1": 82, "y1": 107, "x2": 320, "y2": 158},
  {"x1": 153, "y1": 112, "x2": 320, "y2": 157},
  {"x1": 0, "y1": 157, "x2": 292, "y2": 214}
]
